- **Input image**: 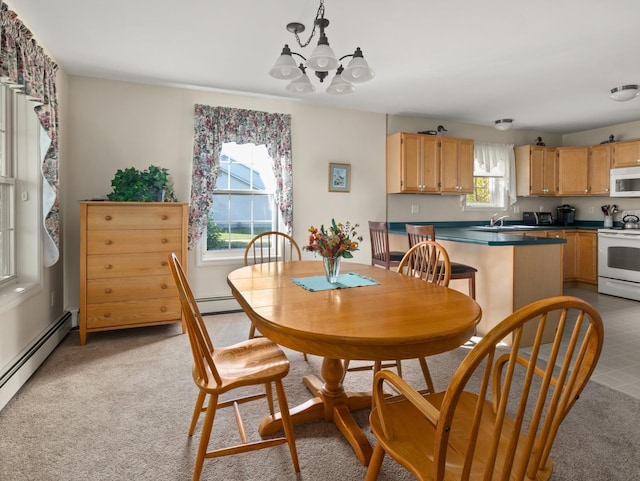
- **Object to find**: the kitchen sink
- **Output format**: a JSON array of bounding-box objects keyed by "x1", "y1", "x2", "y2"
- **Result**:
[{"x1": 468, "y1": 225, "x2": 536, "y2": 232}]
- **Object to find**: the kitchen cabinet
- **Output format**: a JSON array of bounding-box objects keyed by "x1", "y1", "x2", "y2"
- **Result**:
[
  {"x1": 386, "y1": 132, "x2": 473, "y2": 194},
  {"x1": 612, "y1": 139, "x2": 640, "y2": 168},
  {"x1": 562, "y1": 230, "x2": 597, "y2": 284},
  {"x1": 386, "y1": 132, "x2": 439, "y2": 193},
  {"x1": 556, "y1": 146, "x2": 590, "y2": 195},
  {"x1": 79, "y1": 201, "x2": 188, "y2": 345},
  {"x1": 515, "y1": 145, "x2": 557, "y2": 196},
  {"x1": 556, "y1": 145, "x2": 610, "y2": 196},
  {"x1": 589, "y1": 143, "x2": 612, "y2": 194},
  {"x1": 440, "y1": 137, "x2": 474, "y2": 194}
]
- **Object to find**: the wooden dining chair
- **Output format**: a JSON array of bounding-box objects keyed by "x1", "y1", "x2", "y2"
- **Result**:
[
  {"x1": 168, "y1": 253, "x2": 300, "y2": 481},
  {"x1": 243, "y1": 230, "x2": 301, "y2": 266},
  {"x1": 244, "y1": 231, "x2": 301, "y2": 338},
  {"x1": 343, "y1": 240, "x2": 451, "y2": 394},
  {"x1": 369, "y1": 221, "x2": 405, "y2": 269},
  {"x1": 406, "y1": 223, "x2": 477, "y2": 299},
  {"x1": 366, "y1": 295, "x2": 604, "y2": 481}
]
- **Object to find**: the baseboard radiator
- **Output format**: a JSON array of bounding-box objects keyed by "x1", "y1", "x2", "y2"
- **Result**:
[
  {"x1": 197, "y1": 295, "x2": 242, "y2": 315},
  {"x1": 0, "y1": 311, "x2": 72, "y2": 412}
]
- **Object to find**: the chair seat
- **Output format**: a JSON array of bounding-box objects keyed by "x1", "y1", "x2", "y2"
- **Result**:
[
  {"x1": 450, "y1": 262, "x2": 477, "y2": 275},
  {"x1": 207, "y1": 337, "x2": 290, "y2": 391},
  {"x1": 389, "y1": 251, "x2": 405, "y2": 262}
]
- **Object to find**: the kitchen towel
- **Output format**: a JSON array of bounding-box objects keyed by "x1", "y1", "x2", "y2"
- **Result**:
[{"x1": 291, "y1": 272, "x2": 380, "y2": 292}]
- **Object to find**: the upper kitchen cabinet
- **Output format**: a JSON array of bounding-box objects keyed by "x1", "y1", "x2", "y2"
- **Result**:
[
  {"x1": 440, "y1": 137, "x2": 474, "y2": 194},
  {"x1": 557, "y1": 146, "x2": 590, "y2": 195},
  {"x1": 515, "y1": 145, "x2": 557, "y2": 196},
  {"x1": 557, "y1": 145, "x2": 610, "y2": 196},
  {"x1": 386, "y1": 132, "x2": 439, "y2": 193},
  {"x1": 612, "y1": 139, "x2": 640, "y2": 168},
  {"x1": 588, "y1": 143, "x2": 612, "y2": 194}
]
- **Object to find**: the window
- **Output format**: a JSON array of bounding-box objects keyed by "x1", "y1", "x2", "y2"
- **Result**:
[
  {"x1": 202, "y1": 142, "x2": 280, "y2": 258},
  {"x1": 0, "y1": 84, "x2": 42, "y2": 293},
  {"x1": 0, "y1": 85, "x2": 14, "y2": 285},
  {"x1": 464, "y1": 142, "x2": 515, "y2": 211}
]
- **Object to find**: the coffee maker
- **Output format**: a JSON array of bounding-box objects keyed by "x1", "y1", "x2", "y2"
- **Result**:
[{"x1": 556, "y1": 204, "x2": 576, "y2": 225}]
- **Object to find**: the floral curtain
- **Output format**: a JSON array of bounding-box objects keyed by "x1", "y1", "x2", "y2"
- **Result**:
[
  {"x1": 474, "y1": 141, "x2": 516, "y2": 205},
  {"x1": 0, "y1": 2, "x2": 59, "y2": 266},
  {"x1": 188, "y1": 105, "x2": 293, "y2": 249}
]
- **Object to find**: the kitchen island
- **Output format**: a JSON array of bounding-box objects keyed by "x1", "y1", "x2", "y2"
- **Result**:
[{"x1": 388, "y1": 223, "x2": 567, "y2": 346}]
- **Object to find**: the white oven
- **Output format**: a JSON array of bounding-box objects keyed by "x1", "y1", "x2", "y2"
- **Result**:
[{"x1": 598, "y1": 226, "x2": 640, "y2": 301}]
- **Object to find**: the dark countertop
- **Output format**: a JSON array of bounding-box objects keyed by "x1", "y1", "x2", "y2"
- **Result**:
[{"x1": 388, "y1": 221, "x2": 602, "y2": 246}]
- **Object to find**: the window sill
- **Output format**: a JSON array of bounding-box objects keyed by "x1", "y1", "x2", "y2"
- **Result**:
[{"x1": 0, "y1": 280, "x2": 42, "y2": 315}]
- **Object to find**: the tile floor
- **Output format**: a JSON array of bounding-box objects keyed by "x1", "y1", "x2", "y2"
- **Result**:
[{"x1": 564, "y1": 287, "x2": 640, "y2": 399}]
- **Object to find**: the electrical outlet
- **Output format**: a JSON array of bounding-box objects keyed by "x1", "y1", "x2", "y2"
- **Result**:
[
  {"x1": 50, "y1": 291, "x2": 55, "y2": 307},
  {"x1": 411, "y1": 204, "x2": 420, "y2": 214},
  {"x1": 512, "y1": 205, "x2": 520, "y2": 214},
  {"x1": 588, "y1": 206, "x2": 594, "y2": 213}
]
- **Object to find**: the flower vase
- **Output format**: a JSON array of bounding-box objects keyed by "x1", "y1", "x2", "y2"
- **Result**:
[{"x1": 323, "y1": 256, "x2": 341, "y2": 283}]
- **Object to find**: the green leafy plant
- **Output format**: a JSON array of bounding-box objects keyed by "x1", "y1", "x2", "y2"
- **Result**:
[{"x1": 107, "y1": 165, "x2": 177, "y2": 202}]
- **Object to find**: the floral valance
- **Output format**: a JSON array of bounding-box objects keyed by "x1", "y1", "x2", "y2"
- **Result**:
[{"x1": 0, "y1": 2, "x2": 59, "y2": 266}]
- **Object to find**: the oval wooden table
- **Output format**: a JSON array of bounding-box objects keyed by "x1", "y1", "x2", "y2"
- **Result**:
[{"x1": 227, "y1": 260, "x2": 482, "y2": 466}]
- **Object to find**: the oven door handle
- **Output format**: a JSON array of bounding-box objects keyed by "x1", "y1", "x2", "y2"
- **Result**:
[{"x1": 599, "y1": 232, "x2": 640, "y2": 239}]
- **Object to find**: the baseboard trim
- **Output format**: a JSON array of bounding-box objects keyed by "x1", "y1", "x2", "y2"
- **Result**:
[{"x1": 0, "y1": 312, "x2": 72, "y2": 411}]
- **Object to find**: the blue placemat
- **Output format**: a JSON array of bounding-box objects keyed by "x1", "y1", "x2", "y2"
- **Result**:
[{"x1": 291, "y1": 272, "x2": 380, "y2": 292}]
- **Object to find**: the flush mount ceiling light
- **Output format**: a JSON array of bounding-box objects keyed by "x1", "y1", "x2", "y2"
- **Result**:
[
  {"x1": 495, "y1": 119, "x2": 513, "y2": 131},
  {"x1": 269, "y1": 0, "x2": 374, "y2": 95},
  {"x1": 610, "y1": 84, "x2": 640, "y2": 102}
]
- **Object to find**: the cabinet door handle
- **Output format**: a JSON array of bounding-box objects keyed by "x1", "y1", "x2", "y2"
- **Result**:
[
  {"x1": 161, "y1": 215, "x2": 168, "y2": 220},
  {"x1": 104, "y1": 215, "x2": 112, "y2": 221},
  {"x1": 104, "y1": 264, "x2": 112, "y2": 270},
  {"x1": 161, "y1": 261, "x2": 168, "y2": 267},
  {"x1": 160, "y1": 306, "x2": 167, "y2": 313},
  {"x1": 104, "y1": 288, "x2": 112, "y2": 294},
  {"x1": 104, "y1": 239, "x2": 112, "y2": 245}
]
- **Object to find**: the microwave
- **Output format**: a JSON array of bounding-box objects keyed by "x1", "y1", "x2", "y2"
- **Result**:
[{"x1": 610, "y1": 167, "x2": 640, "y2": 197}]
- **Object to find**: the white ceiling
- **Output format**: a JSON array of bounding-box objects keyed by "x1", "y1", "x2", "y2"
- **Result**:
[{"x1": 7, "y1": 0, "x2": 640, "y2": 135}]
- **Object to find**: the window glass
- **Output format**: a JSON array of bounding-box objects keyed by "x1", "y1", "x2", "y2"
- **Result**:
[{"x1": 205, "y1": 143, "x2": 279, "y2": 254}]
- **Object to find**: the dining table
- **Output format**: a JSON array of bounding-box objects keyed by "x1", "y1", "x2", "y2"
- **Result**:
[{"x1": 227, "y1": 260, "x2": 482, "y2": 466}]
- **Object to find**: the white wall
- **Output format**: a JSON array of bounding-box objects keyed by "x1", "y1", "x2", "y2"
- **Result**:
[{"x1": 64, "y1": 76, "x2": 386, "y2": 310}]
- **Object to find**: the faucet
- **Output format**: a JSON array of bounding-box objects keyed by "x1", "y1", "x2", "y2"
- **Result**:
[{"x1": 489, "y1": 213, "x2": 509, "y2": 227}]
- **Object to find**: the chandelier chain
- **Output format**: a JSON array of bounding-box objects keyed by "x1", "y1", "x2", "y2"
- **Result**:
[{"x1": 293, "y1": 0, "x2": 325, "y2": 48}]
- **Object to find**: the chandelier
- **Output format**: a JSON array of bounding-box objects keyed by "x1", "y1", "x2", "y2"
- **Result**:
[{"x1": 268, "y1": 0, "x2": 374, "y2": 95}]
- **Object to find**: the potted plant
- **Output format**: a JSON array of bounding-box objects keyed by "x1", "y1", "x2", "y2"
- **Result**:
[{"x1": 107, "y1": 165, "x2": 177, "y2": 202}]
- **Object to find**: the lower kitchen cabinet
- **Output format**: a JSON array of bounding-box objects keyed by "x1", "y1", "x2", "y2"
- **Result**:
[
  {"x1": 563, "y1": 230, "x2": 597, "y2": 284},
  {"x1": 79, "y1": 201, "x2": 188, "y2": 345}
]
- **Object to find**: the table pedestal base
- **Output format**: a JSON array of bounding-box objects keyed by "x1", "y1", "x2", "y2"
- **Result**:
[{"x1": 258, "y1": 357, "x2": 373, "y2": 465}]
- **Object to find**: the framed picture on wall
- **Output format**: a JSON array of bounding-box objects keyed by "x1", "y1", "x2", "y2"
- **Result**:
[{"x1": 328, "y1": 163, "x2": 351, "y2": 192}]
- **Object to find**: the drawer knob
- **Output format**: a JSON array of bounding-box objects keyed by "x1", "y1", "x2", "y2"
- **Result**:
[
  {"x1": 105, "y1": 215, "x2": 112, "y2": 221},
  {"x1": 104, "y1": 288, "x2": 112, "y2": 294},
  {"x1": 161, "y1": 261, "x2": 168, "y2": 267},
  {"x1": 104, "y1": 312, "x2": 111, "y2": 318},
  {"x1": 161, "y1": 215, "x2": 168, "y2": 220},
  {"x1": 160, "y1": 306, "x2": 167, "y2": 313},
  {"x1": 161, "y1": 238, "x2": 168, "y2": 244},
  {"x1": 104, "y1": 239, "x2": 112, "y2": 245},
  {"x1": 105, "y1": 264, "x2": 112, "y2": 270},
  {"x1": 160, "y1": 283, "x2": 167, "y2": 289}
]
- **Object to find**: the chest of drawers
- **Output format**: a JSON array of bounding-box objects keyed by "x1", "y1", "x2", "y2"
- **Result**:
[{"x1": 79, "y1": 201, "x2": 188, "y2": 345}]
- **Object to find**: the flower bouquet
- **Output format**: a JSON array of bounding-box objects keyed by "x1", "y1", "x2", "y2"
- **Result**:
[{"x1": 304, "y1": 219, "x2": 363, "y2": 282}]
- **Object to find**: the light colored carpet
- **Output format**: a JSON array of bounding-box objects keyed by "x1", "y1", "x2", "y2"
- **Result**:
[{"x1": 0, "y1": 312, "x2": 639, "y2": 480}]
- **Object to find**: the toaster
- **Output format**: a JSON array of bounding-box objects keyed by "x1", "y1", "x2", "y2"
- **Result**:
[{"x1": 522, "y1": 212, "x2": 554, "y2": 225}]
